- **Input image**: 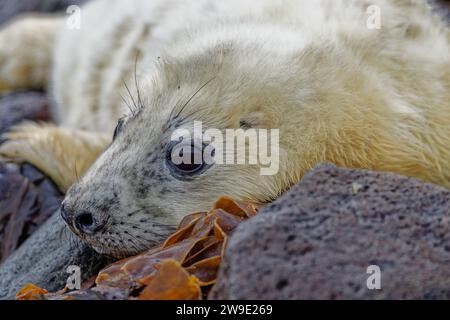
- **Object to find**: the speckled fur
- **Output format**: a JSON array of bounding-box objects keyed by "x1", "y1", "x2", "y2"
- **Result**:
[{"x1": 0, "y1": 0, "x2": 449, "y2": 257}]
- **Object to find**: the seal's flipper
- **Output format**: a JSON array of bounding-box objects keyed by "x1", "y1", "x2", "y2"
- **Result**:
[
  {"x1": 0, "y1": 123, "x2": 111, "y2": 192},
  {"x1": 0, "y1": 14, "x2": 63, "y2": 94}
]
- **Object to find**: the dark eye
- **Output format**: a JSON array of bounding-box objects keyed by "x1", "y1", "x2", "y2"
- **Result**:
[
  {"x1": 113, "y1": 118, "x2": 125, "y2": 140},
  {"x1": 166, "y1": 142, "x2": 211, "y2": 177}
]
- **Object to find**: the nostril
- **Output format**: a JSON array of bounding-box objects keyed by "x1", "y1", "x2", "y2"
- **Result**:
[
  {"x1": 76, "y1": 213, "x2": 94, "y2": 228},
  {"x1": 74, "y1": 212, "x2": 107, "y2": 235}
]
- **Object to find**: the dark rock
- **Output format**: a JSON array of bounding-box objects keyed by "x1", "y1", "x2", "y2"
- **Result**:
[
  {"x1": 0, "y1": 159, "x2": 111, "y2": 300},
  {"x1": 210, "y1": 164, "x2": 450, "y2": 299},
  {"x1": 0, "y1": 92, "x2": 51, "y2": 142},
  {"x1": 432, "y1": 0, "x2": 450, "y2": 22},
  {"x1": 0, "y1": 161, "x2": 62, "y2": 262},
  {"x1": 0, "y1": 211, "x2": 111, "y2": 300},
  {"x1": 0, "y1": 0, "x2": 90, "y2": 26},
  {"x1": 0, "y1": 0, "x2": 96, "y2": 299}
]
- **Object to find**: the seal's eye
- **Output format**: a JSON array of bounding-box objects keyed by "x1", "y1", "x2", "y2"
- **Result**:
[
  {"x1": 166, "y1": 142, "x2": 212, "y2": 177},
  {"x1": 113, "y1": 118, "x2": 125, "y2": 140}
]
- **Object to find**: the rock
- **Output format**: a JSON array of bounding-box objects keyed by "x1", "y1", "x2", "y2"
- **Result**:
[
  {"x1": 0, "y1": 160, "x2": 62, "y2": 262},
  {"x1": 0, "y1": 92, "x2": 51, "y2": 142},
  {"x1": 0, "y1": 0, "x2": 95, "y2": 298},
  {"x1": 0, "y1": 211, "x2": 111, "y2": 300},
  {"x1": 0, "y1": 0, "x2": 89, "y2": 26},
  {"x1": 210, "y1": 164, "x2": 450, "y2": 299},
  {"x1": 433, "y1": 0, "x2": 450, "y2": 22},
  {"x1": 0, "y1": 160, "x2": 110, "y2": 300}
]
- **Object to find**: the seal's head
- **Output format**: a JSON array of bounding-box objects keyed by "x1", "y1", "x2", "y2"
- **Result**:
[
  {"x1": 60, "y1": 25, "x2": 360, "y2": 258},
  {"x1": 59, "y1": 27, "x2": 309, "y2": 257}
]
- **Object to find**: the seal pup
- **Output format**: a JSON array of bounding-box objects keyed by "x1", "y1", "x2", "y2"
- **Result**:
[{"x1": 0, "y1": 0, "x2": 448, "y2": 257}]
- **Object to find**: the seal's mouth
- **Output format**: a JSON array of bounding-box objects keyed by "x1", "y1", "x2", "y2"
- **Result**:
[
  {"x1": 90, "y1": 244, "x2": 122, "y2": 257},
  {"x1": 59, "y1": 200, "x2": 179, "y2": 259},
  {"x1": 69, "y1": 220, "x2": 168, "y2": 259},
  {"x1": 82, "y1": 235, "x2": 138, "y2": 259}
]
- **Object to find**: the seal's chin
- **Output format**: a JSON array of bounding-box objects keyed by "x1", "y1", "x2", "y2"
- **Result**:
[
  {"x1": 64, "y1": 227, "x2": 126, "y2": 258},
  {"x1": 89, "y1": 242, "x2": 138, "y2": 259},
  {"x1": 91, "y1": 245, "x2": 120, "y2": 257}
]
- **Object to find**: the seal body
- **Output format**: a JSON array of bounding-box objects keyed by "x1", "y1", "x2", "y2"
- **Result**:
[{"x1": 0, "y1": 0, "x2": 449, "y2": 257}]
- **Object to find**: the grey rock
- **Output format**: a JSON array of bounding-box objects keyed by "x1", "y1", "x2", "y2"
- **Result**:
[
  {"x1": 0, "y1": 0, "x2": 90, "y2": 26},
  {"x1": 211, "y1": 164, "x2": 450, "y2": 299},
  {"x1": 431, "y1": 0, "x2": 450, "y2": 22},
  {"x1": 0, "y1": 212, "x2": 110, "y2": 300},
  {"x1": 0, "y1": 92, "x2": 51, "y2": 143},
  {"x1": 0, "y1": 161, "x2": 63, "y2": 261},
  {"x1": 0, "y1": 0, "x2": 101, "y2": 300}
]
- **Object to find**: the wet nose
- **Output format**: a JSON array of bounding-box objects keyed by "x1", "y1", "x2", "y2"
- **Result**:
[
  {"x1": 75, "y1": 211, "x2": 108, "y2": 234},
  {"x1": 60, "y1": 203, "x2": 107, "y2": 235},
  {"x1": 75, "y1": 212, "x2": 95, "y2": 233}
]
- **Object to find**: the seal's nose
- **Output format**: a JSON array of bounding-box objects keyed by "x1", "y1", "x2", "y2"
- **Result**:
[
  {"x1": 60, "y1": 202, "x2": 107, "y2": 235},
  {"x1": 74, "y1": 212, "x2": 103, "y2": 234},
  {"x1": 60, "y1": 203, "x2": 70, "y2": 224}
]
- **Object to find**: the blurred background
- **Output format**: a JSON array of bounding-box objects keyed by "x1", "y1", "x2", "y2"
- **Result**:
[
  {"x1": 0, "y1": 0, "x2": 449, "y2": 27},
  {"x1": 0, "y1": 0, "x2": 88, "y2": 26}
]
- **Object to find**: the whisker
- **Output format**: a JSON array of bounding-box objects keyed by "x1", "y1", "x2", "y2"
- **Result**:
[
  {"x1": 119, "y1": 93, "x2": 134, "y2": 114},
  {"x1": 167, "y1": 77, "x2": 216, "y2": 127},
  {"x1": 118, "y1": 221, "x2": 176, "y2": 238},
  {"x1": 134, "y1": 52, "x2": 143, "y2": 110},
  {"x1": 122, "y1": 79, "x2": 138, "y2": 115},
  {"x1": 126, "y1": 234, "x2": 144, "y2": 252},
  {"x1": 73, "y1": 159, "x2": 80, "y2": 183},
  {"x1": 124, "y1": 208, "x2": 147, "y2": 217}
]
